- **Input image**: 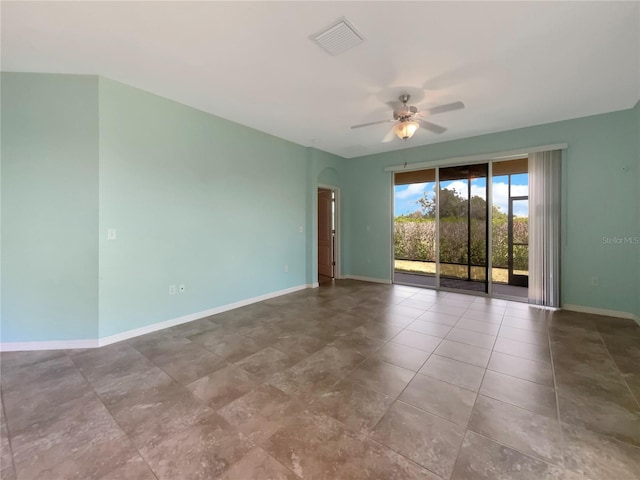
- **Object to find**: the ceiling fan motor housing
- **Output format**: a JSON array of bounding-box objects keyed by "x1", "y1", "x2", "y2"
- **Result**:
[{"x1": 394, "y1": 94, "x2": 418, "y2": 121}]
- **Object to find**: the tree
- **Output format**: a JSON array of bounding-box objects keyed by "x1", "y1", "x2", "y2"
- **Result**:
[
  {"x1": 492, "y1": 205, "x2": 507, "y2": 223},
  {"x1": 417, "y1": 191, "x2": 435, "y2": 217},
  {"x1": 417, "y1": 186, "x2": 488, "y2": 219}
]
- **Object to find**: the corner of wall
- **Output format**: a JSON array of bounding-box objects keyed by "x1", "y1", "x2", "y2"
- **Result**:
[{"x1": 1, "y1": 72, "x2": 100, "y2": 343}]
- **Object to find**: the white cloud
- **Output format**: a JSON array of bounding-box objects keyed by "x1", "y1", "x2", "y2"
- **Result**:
[
  {"x1": 396, "y1": 182, "x2": 430, "y2": 200},
  {"x1": 444, "y1": 181, "x2": 469, "y2": 199},
  {"x1": 396, "y1": 180, "x2": 529, "y2": 217},
  {"x1": 443, "y1": 181, "x2": 529, "y2": 216},
  {"x1": 491, "y1": 183, "x2": 528, "y2": 215},
  {"x1": 490, "y1": 183, "x2": 507, "y2": 213}
]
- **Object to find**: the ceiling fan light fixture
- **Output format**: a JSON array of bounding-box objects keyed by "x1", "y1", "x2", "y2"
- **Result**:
[{"x1": 393, "y1": 120, "x2": 419, "y2": 140}]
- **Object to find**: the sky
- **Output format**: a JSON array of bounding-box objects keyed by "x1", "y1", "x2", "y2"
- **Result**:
[{"x1": 394, "y1": 173, "x2": 529, "y2": 217}]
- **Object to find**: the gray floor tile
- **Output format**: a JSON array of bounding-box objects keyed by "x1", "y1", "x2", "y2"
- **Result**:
[
  {"x1": 451, "y1": 431, "x2": 564, "y2": 480},
  {"x1": 446, "y1": 327, "x2": 496, "y2": 350},
  {"x1": 373, "y1": 342, "x2": 431, "y2": 371},
  {"x1": 434, "y1": 339, "x2": 491, "y2": 368},
  {"x1": 3, "y1": 280, "x2": 639, "y2": 480},
  {"x1": 562, "y1": 423, "x2": 640, "y2": 479},
  {"x1": 488, "y1": 351, "x2": 554, "y2": 386},
  {"x1": 469, "y1": 395, "x2": 564, "y2": 465},
  {"x1": 419, "y1": 354, "x2": 485, "y2": 392},
  {"x1": 390, "y1": 330, "x2": 442, "y2": 352},
  {"x1": 346, "y1": 358, "x2": 415, "y2": 398},
  {"x1": 400, "y1": 375, "x2": 477, "y2": 426},
  {"x1": 372, "y1": 401, "x2": 465, "y2": 479},
  {"x1": 480, "y1": 370, "x2": 557, "y2": 418}
]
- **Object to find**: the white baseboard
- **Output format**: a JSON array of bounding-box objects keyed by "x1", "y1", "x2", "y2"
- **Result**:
[
  {"x1": 563, "y1": 304, "x2": 640, "y2": 324},
  {"x1": 0, "y1": 283, "x2": 315, "y2": 352},
  {"x1": 0, "y1": 339, "x2": 98, "y2": 352},
  {"x1": 344, "y1": 275, "x2": 392, "y2": 285}
]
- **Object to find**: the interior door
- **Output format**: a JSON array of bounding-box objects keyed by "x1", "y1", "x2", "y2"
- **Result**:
[{"x1": 318, "y1": 189, "x2": 333, "y2": 278}]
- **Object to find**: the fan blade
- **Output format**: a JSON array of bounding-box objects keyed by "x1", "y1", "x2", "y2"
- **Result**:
[
  {"x1": 382, "y1": 127, "x2": 396, "y2": 143},
  {"x1": 419, "y1": 101, "x2": 465, "y2": 116},
  {"x1": 420, "y1": 120, "x2": 447, "y2": 134},
  {"x1": 350, "y1": 119, "x2": 393, "y2": 129}
]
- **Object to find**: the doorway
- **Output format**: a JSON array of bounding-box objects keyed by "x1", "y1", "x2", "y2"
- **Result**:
[{"x1": 318, "y1": 188, "x2": 336, "y2": 284}]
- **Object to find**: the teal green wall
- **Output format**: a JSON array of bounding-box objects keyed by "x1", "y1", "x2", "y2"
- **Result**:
[
  {"x1": 1, "y1": 73, "x2": 99, "y2": 341},
  {"x1": 98, "y1": 78, "x2": 312, "y2": 337},
  {"x1": 1, "y1": 73, "x2": 331, "y2": 342},
  {"x1": 344, "y1": 107, "x2": 640, "y2": 317},
  {"x1": 1, "y1": 72, "x2": 638, "y2": 344}
]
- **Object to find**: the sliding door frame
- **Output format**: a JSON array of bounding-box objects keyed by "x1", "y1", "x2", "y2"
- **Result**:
[
  {"x1": 391, "y1": 151, "x2": 543, "y2": 300},
  {"x1": 435, "y1": 167, "x2": 441, "y2": 289},
  {"x1": 487, "y1": 161, "x2": 493, "y2": 297}
]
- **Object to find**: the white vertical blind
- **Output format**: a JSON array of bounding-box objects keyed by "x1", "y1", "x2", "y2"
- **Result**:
[{"x1": 528, "y1": 150, "x2": 562, "y2": 307}]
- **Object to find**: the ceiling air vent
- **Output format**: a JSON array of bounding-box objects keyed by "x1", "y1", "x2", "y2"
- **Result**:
[{"x1": 310, "y1": 17, "x2": 364, "y2": 56}]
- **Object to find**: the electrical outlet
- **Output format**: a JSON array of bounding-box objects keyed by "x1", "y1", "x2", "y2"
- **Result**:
[
  {"x1": 179, "y1": 284, "x2": 185, "y2": 293},
  {"x1": 107, "y1": 228, "x2": 117, "y2": 240},
  {"x1": 284, "y1": 264, "x2": 288, "y2": 273},
  {"x1": 169, "y1": 285, "x2": 176, "y2": 295},
  {"x1": 591, "y1": 276, "x2": 599, "y2": 287},
  {"x1": 299, "y1": 226, "x2": 304, "y2": 233}
]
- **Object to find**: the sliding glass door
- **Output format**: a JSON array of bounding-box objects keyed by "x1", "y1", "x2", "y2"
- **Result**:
[
  {"x1": 438, "y1": 164, "x2": 488, "y2": 293},
  {"x1": 491, "y1": 159, "x2": 529, "y2": 298},
  {"x1": 509, "y1": 197, "x2": 529, "y2": 287},
  {"x1": 393, "y1": 169, "x2": 437, "y2": 287},
  {"x1": 393, "y1": 158, "x2": 530, "y2": 300}
]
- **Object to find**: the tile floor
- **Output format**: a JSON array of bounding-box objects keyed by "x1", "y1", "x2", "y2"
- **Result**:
[{"x1": 1, "y1": 280, "x2": 639, "y2": 479}]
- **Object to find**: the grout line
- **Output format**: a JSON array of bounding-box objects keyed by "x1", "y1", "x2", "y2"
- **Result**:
[
  {"x1": 466, "y1": 429, "x2": 565, "y2": 470},
  {"x1": 261, "y1": 448, "x2": 304, "y2": 479},
  {"x1": 388, "y1": 309, "x2": 557, "y2": 422},
  {"x1": 466, "y1": 308, "x2": 503, "y2": 411},
  {"x1": 365, "y1": 433, "x2": 447, "y2": 479},
  {"x1": 549, "y1": 316, "x2": 640, "y2": 449},
  {"x1": 446, "y1": 305, "x2": 509, "y2": 478},
  {"x1": 485, "y1": 364, "x2": 554, "y2": 388},
  {"x1": 547, "y1": 313, "x2": 567, "y2": 471},
  {"x1": 367, "y1": 341, "x2": 446, "y2": 434},
  {"x1": 68, "y1": 354, "x2": 161, "y2": 480},
  {"x1": 0, "y1": 386, "x2": 19, "y2": 480},
  {"x1": 414, "y1": 367, "x2": 481, "y2": 394},
  {"x1": 360, "y1": 292, "x2": 450, "y2": 436},
  {"x1": 595, "y1": 330, "x2": 640, "y2": 411},
  {"x1": 476, "y1": 384, "x2": 557, "y2": 415}
]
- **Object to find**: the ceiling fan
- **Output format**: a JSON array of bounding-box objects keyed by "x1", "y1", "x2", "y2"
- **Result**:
[{"x1": 350, "y1": 94, "x2": 464, "y2": 142}]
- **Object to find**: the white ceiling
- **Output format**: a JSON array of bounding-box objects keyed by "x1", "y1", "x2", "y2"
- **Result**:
[{"x1": 2, "y1": 1, "x2": 639, "y2": 158}]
